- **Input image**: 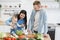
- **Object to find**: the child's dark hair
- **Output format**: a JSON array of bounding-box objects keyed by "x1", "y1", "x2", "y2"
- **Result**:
[{"x1": 18, "y1": 10, "x2": 27, "y2": 29}]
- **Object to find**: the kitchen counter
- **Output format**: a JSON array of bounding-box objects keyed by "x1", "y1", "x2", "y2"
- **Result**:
[{"x1": 0, "y1": 25, "x2": 11, "y2": 33}]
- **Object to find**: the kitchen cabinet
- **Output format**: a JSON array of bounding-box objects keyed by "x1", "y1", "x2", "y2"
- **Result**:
[
  {"x1": 48, "y1": 24, "x2": 60, "y2": 40},
  {"x1": 47, "y1": 23, "x2": 56, "y2": 40},
  {"x1": 55, "y1": 26, "x2": 60, "y2": 40},
  {"x1": 48, "y1": 29, "x2": 55, "y2": 40}
]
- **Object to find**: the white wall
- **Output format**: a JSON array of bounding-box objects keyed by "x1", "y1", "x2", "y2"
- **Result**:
[
  {"x1": 20, "y1": 0, "x2": 60, "y2": 24},
  {"x1": 46, "y1": 9, "x2": 60, "y2": 23},
  {"x1": 0, "y1": 0, "x2": 60, "y2": 24},
  {"x1": 0, "y1": 0, "x2": 60, "y2": 32}
]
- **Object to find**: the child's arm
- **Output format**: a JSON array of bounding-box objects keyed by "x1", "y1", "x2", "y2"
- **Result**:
[
  {"x1": 5, "y1": 18, "x2": 12, "y2": 26},
  {"x1": 5, "y1": 18, "x2": 15, "y2": 27}
]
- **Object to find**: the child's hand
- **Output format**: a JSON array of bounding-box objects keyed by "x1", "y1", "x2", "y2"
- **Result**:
[
  {"x1": 10, "y1": 22, "x2": 15, "y2": 28},
  {"x1": 10, "y1": 22, "x2": 13, "y2": 26}
]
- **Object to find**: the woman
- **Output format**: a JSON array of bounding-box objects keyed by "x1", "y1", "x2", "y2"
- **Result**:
[{"x1": 17, "y1": 10, "x2": 27, "y2": 30}]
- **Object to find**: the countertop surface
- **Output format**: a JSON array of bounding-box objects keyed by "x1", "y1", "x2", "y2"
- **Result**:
[{"x1": 0, "y1": 25, "x2": 11, "y2": 32}]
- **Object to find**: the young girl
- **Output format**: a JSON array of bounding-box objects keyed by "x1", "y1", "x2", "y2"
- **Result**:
[{"x1": 6, "y1": 14, "x2": 18, "y2": 35}]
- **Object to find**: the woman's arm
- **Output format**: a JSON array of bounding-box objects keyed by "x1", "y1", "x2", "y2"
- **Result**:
[{"x1": 17, "y1": 23, "x2": 25, "y2": 27}]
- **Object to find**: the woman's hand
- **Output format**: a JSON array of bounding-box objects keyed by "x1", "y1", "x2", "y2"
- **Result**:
[{"x1": 21, "y1": 24, "x2": 25, "y2": 27}]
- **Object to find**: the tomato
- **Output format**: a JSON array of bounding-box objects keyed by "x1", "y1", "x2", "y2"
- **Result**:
[
  {"x1": 4, "y1": 37, "x2": 7, "y2": 40},
  {"x1": 11, "y1": 38, "x2": 16, "y2": 40},
  {"x1": 7, "y1": 38, "x2": 11, "y2": 40},
  {"x1": 4, "y1": 37, "x2": 11, "y2": 40}
]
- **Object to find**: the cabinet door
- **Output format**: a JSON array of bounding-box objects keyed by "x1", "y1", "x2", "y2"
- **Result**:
[{"x1": 55, "y1": 27, "x2": 60, "y2": 40}]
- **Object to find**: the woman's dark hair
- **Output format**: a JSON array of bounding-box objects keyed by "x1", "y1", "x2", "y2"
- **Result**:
[{"x1": 18, "y1": 10, "x2": 27, "y2": 29}]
